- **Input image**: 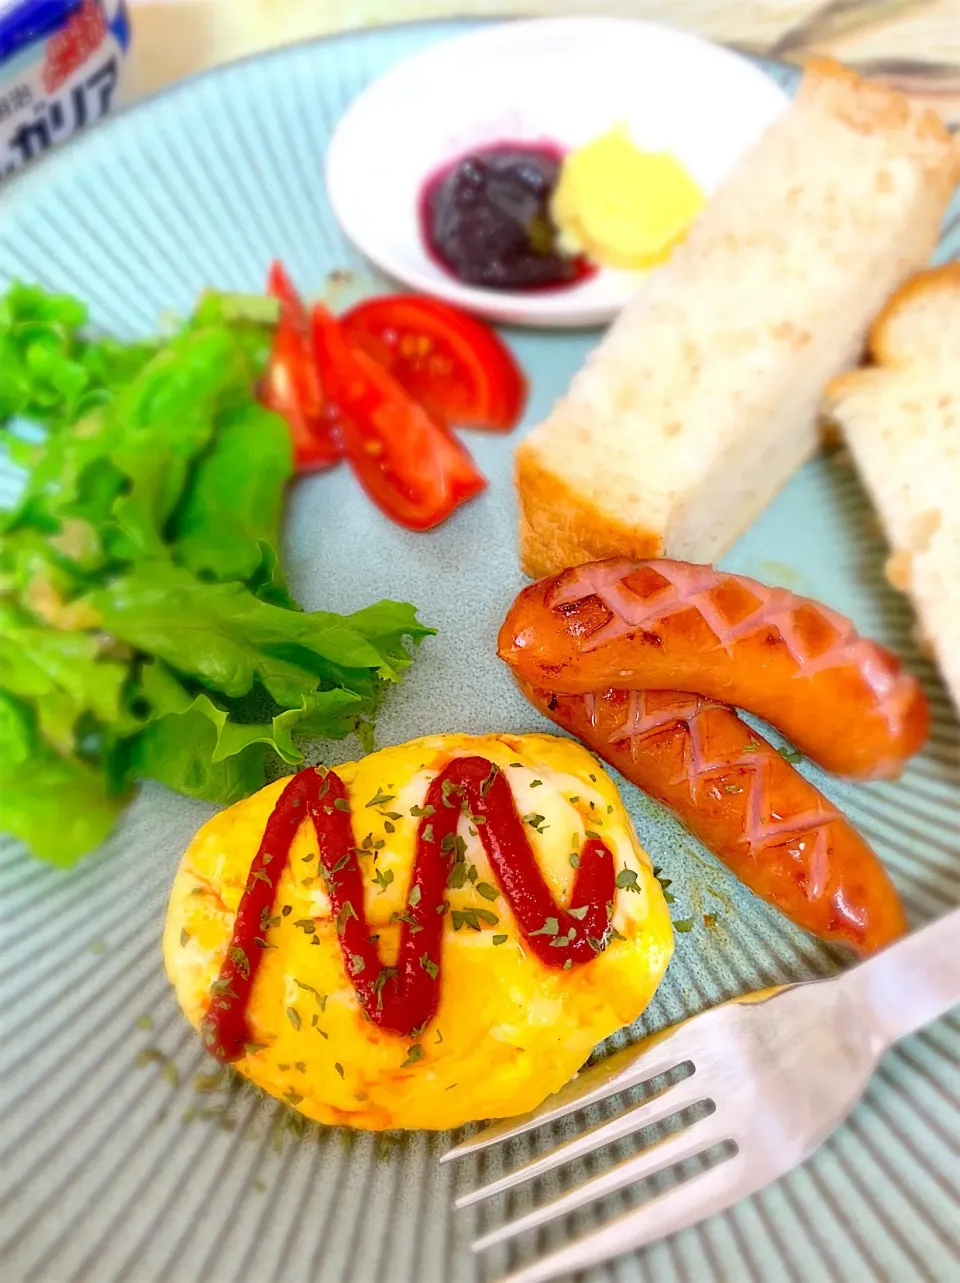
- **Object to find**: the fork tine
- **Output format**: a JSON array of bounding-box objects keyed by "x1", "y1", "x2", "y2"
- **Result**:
[
  {"x1": 455, "y1": 1071, "x2": 709, "y2": 1209},
  {"x1": 490, "y1": 1149, "x2": 751, "y2": 1283},
  {"x1": 442, "y1": 1022, "x2": 697, "y2": 1163},
  {"x1": 471, "y1": 1109, "x2": 726, "y2": 1252}
]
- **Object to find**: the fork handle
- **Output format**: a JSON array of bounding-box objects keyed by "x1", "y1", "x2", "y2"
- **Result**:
[{"x1": 845, "y1": 906, "x2": 960, "y2": 1049}]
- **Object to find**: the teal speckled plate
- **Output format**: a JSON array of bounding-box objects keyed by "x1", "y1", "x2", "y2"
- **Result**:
[{"x1": 0, "y1": 21, "x2": 958, "y2": 1283}]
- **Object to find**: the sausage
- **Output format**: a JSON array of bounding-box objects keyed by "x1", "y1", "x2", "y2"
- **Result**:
[
  {"x1": 517, "y1": 680, "x2": 907, "y2": 955},
  {"x1": 499, "y1": 558, "x2": 928, "y2": 780}
]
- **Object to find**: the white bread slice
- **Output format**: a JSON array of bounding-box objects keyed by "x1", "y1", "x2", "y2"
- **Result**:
[
  {"x1": 515, "y1": 59, "x2": 960, "y2": 578},
  {"x1": 824, "y1": 265, "x2": 960, "y2": 713}
]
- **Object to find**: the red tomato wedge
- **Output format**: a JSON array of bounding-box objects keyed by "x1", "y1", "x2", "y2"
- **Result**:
[
  {"x1": 261, "y1": 262, "x2": 341, "y2": 471},
  {"x1": 340, "y1": 295, "x2": 526, "y2": 431},
  {"x1": 311, "y1": 303, "x2": 487, "y2": 531}
]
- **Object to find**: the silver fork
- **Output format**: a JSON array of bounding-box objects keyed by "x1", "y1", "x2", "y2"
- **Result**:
[{"x1": 443, "y1": 907, "x2": 960, "y2": 1283}]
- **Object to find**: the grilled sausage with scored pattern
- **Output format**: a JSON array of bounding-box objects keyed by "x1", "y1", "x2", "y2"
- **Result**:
[
  {"x1": 518, "y1": 681, "x2": 907, "y2": 954},
  {"x1": 499, "y1": 559, "x2": 929, "y2": 780}
]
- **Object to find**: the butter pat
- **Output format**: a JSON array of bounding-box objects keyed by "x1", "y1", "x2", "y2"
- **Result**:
[{"x1": 551, "y1": 124, "x2": 704, "y2": 270}]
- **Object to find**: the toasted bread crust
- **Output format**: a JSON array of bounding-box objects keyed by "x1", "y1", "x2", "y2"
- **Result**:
[
  {"x1": 515, "y1": 445, "x2": 662, "y2": 579},
  {"x1": 799, "y1": 59, "x2": 959, "y2": 180},
  {"x1": 825, "y1": 260, "x2": 960, "y2": 715},
  {"x1": 826, "y1": 264, "x2": 960, "y2": 407},
  {"x1": 516, "y1": 59, "x2": 960, "y2": 581},
  {"x1": 823, "y1": 366, "x2": 873, "y2": 406},
  {"x1": 867, "y1": 263, "x2": 960, "y2": 366}
]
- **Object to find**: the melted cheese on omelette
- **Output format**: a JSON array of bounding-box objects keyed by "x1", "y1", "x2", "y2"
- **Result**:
[{"x1": 164, "y1": 732, "x2": 673, "y2": 1130}]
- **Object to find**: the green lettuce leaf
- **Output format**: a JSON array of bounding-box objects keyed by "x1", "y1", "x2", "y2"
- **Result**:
[
  {"x1": 0, "y1": 607, "x2": 131, "y2": 752},
  {"x1": 127, "y1": 677, "x2": 363, "y2": 803},
  {"x1": 246, "y1": 540, "x2": 298, "y2": 610},
  {"x1": 171, "y1": 400, "x2": 293, "y2": 587},
  {"x1": 86, "y1": 562, "x2": 413, "y2": 706},
  {"x1": 343, "y1": 600, "x2": 436, "y2": 681},
  {"x1": 0, "y1": 282, "x2": 435, "y2": 866},
  {"x1": 0, "y1": 693, "x2": 128, "y2": 865},
  {"x1": 8, "y1": 324, "x2": 266, "y2": 549},
  {"x1": 0, "y1": 281, "x2": 156, "y2": 428},
  {"x1": 134, "y1": 659, "x2": 363, "y2": 763},
  {"x1": 127, "y1": 699, "x2": 268, "y2": 806}
]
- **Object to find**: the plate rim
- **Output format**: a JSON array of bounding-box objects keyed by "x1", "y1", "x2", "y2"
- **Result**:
[
  {"x1": 2, "y1": 20, "x2": 956, "y2": 1283},
  {"x1": 0, "y1": 14, "x2": 801, "y2": 224}
]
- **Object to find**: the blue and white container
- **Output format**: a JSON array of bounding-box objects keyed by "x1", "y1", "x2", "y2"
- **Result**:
[{"x1": 0, "y1": 0, "x2": 130, "y2": 181}]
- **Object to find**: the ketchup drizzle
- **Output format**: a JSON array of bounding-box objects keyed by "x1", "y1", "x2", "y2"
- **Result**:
[{"x1": 202, "y1": 757, "x2": 616, "y2": 1062}]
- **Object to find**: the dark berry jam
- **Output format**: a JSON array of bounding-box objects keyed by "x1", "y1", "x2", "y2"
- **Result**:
[{"x1": 420, "y1": 142, "x2": 594, "y2": 292}]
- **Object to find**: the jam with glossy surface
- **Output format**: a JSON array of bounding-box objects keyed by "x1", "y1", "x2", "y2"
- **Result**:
[{"x1": 420, "y1": 143, "x2": 594, "y2": 292}]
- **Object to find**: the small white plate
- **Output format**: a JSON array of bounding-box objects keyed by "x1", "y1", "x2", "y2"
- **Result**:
[{"x1": 326, "y1": 17, "x2": 790, "y2": 328}]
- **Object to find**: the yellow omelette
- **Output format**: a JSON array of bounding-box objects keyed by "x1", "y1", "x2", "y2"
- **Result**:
[{"x1": 164, "y1": 732, "x2": 673, "y2": 1131}]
